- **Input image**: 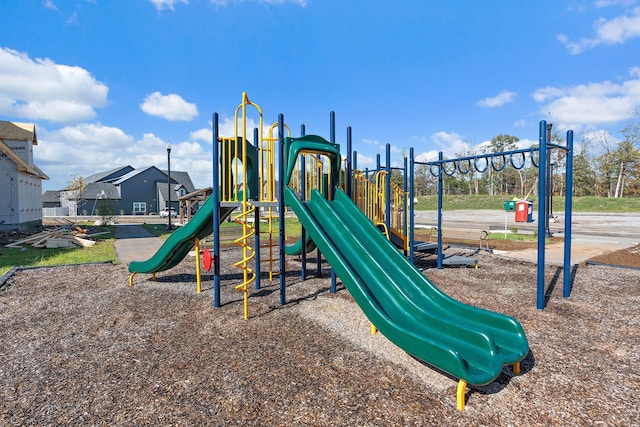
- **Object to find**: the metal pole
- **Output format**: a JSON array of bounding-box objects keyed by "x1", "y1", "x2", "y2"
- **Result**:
[
  {"x1": 167, "y1": 144, "x2": 173, "y2": 230},
  {"x1": 537, "y1": 121, "x2": 548, "y2": 309},
  {"x1": 253, "y1": 127, "x2": 261, "y2": 290},
  {"x1": 300, "y1": 124, "x2": 307, "y2": 281},
  {"x1": 346, "y1": 126, "x2": 352, "y2": 197},
  {"x1": 212, "y1": 113, "x2": 221, "y2": 308},
  {"x1": 437, "y1": 151, "x2": 443, "y2": 269},
  {"x1": 403, "y1": 156, "x2": 408, "y2": 256},
  {"x1": 409, "y1": 148, "x2": 415, "y2": 264},
  {"x1": 563, "y1": 130, "x2": 574, "y2": 298},
  {"x1": 278, "y1": 114, "x2": 286, "y2": 305},
  {"x1": 330, "y1": 111, "x2": 337, "y2": 294},
  {"x1": 545, "y1": 123, "x2": 553, "y2": 237},
  {"x1": 385, "y1": 143, "x2": 391, "y2": 233}
]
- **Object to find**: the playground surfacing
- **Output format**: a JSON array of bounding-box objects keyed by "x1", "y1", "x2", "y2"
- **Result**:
[{"x1": 1, "y1": 246, "x2": 638, "y2": 425}]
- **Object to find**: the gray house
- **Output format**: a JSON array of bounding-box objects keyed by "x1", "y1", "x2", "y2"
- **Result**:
[{"x1": 57, "y1": 165, "x2": 196, "y2": 216}]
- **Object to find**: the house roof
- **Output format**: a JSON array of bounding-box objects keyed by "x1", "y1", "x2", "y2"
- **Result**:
[
  {"x1": 84, "y1": 165, "x2": 134, "y2": 184},
  {"x1": 82, "y1": 182, "x2": 121, "y2": 200},
  {"x1": 43, "y1": 190, "x2": 61, "y2": 203},
  {"x1": 111, "y1": 166, "x2": 159, "y2": 185},
  {"x1": 0, "y1": 121, "x2": 37, "y2": 145},
  {"x1": 160, "y1": 169, "x2": 196, "y2": 193},
  {"x1": 157, "y1": 182, "x2": 186, "y2": 202}
]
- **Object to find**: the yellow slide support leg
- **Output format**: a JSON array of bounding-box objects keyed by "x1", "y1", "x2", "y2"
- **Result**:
[
  {"x1": 513, "y1": 361, "x2": 521, "y2": 375},
  {"x1": 195, "y1": 238, "x2": 202, "y2": 293},
  {"x1": 129, "y1": 272, "x2": 136, "y2": 287},
  {"x1": 457, "y1": 379, "x2": 467, "y2": 411}
]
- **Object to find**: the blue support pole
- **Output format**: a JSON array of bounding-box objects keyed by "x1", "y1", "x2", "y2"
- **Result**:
[
  {"x1": 385, "y1": 143, "x2": 391, "y2": 233},
  {"x1": 300, "y1": 155, "x2": 307, "y2": 281},
  {"x1": 537, "y1": 120, "x2": 548, "y2": 310},
  {"x1": 346, "y1": 126, "x2": 352, "y2": 197},
  {"x1": 563, "y1": 130, "x2": 574, "y2": 298},
  {"x1": 437, "y1": 151, "x2": 443, "y2": 269},
  {"x1": 212, "y1": 113, "x2": 221, "y2": 308},
  {"x1": 409, "y1": 148, "x2": 415, "y2": 264},
  {"x1": 403, "y1": 156, "x2": 408, "y2": 256},
  {"x1": 278, "y1": 114, "x2": 286, "y2": 305},
  {"x1": 330, "y1": 111, "x2": 337, "y2": 294},
  {"x1": 253, "y1": 127, "x2": 261, "y2": 290}
]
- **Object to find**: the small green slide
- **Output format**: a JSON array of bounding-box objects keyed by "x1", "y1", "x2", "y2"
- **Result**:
[
  {"x1": 285, "y1": 186, "x2": 529, "y2": 386},
  {"x1": 285, "y1": 234, "x2": 316, "y2": 256},
  {"x1": 128, "y1": 196, "x2": 235, "y2": 274}
]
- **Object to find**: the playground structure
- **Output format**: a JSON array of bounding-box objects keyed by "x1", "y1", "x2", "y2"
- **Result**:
[{"x1": 128, "y1": 92, "x2": 580, "y2": 410}]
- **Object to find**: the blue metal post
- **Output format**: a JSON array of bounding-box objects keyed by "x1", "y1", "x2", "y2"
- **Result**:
[
  {"x1": 330, "y1": 111, "x2": 337, "y2": 294},
  {"x1": 212, "y1": 113, "x2": 221, "y2": 307},
  {"x1": 253, "y1": 127, "x2": 261, "y2": 289},
  {"x1": 437, "y1": 151, "x2": 443, "y2": 269},
  {"x1": 346, "y1": 127, "x2": 352, "y2": 197},
  {"x1": 537, "y1": 120, "x2": 548, "y2": 309},
  {"x1": 403, "y1": 156, "x2": 408, "y2": 255},
  {"x1": 385, "y1": 143, "x2": 391, "y2": 233},
  {"x1": 563, "y1": 130, "x2": 574, "y2": 298},
  {"x1": 409, "y1": 148, "x2": 415, "y2": 264},
  {"x1": 300, "y1": 155, "x2": 307, "y2": 281},
  {"x1": 278, "y1": 114, "x2": 286, "y2": 305}
]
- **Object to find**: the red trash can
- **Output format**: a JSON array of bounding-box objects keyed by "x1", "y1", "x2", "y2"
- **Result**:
[{"x1": 515, "y1": 200, "x2": 533, "y2": 223}]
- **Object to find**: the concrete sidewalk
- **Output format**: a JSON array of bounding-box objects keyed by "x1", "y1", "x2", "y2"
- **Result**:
[{"x1": 114, "y1": 224, "x2": 164, "y2": 264}]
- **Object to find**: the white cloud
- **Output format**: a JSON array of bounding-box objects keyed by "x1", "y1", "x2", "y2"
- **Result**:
[
  {"x1": 558, "y1": 6, "x2": 640, "y2": 54},
  {"x1": 532, "y1": 68, "x2": 640, "y2": 129},
  {"x1": 44, "y1": 0, "x2": 59, "y2": 11},
  {"x1": 476, "y1": 90, "x2": 517, "y2": 108},
  {"x1": 140, "y1": 92, "x2": 199, "y2": 121},
  {"x1": 0, "y1": 48, "x2": 108, "y2": 123},
  {"x1": 36, "y1": 123, "x2": 216, "y2": 191},
  {"x1": 150, "y1": 0, "x2": 188, "y2": 11}
]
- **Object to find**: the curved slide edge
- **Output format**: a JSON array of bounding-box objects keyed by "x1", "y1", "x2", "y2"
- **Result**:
[
  {"x1": 128, "y1": 196, "x2": 235, "y2": 274},
  {"x1": 284, "y1": 233, "x2": 316, "y2": 256},
  {"x1": 285, "y1": 187, "x2": 529, "y2": 386}
]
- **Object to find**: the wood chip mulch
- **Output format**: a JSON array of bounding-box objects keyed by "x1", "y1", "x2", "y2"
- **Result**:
[{"x1": 1, "y1": 247, "x2": 638, "y2": 426}]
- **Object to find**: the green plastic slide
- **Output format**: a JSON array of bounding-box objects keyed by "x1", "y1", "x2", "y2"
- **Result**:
[
  {"x1": 128, "y1": 196, "x2": 235, "y2": 274},
  {"x1": 284, "y1": 234, "x2": 316, "y2": 256},
  {"x1": 285, "y1": 186, "x2": 529, "y2": 386}
]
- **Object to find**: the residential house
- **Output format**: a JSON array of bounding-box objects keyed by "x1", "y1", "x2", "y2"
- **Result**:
[
  {"x1": 57, "y1": 165, "x2": 196, "y2": 216},
  {"x1": 0, "y1": 121, "x2": 49, "y2": 231}
]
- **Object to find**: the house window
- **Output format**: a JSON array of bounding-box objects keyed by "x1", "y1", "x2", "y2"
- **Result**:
[
  {"x1": 179, "y1": 188, "x2": 186, "y2": 197},
  {"x1": 133, "y1": 202, "x2": 146, "y2": 214}
]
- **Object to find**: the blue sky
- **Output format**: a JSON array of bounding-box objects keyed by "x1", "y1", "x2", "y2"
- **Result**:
[{"x1": 1, "y1": 0, "x2": 639, "y2": 192}]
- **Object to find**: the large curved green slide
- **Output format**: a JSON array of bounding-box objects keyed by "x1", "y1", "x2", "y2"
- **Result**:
[
  {"x1": 128, "y1": 196, "x2": 235, "y2": 274},
  {"x1": 285, "y1": 186, "x2": 529, "y2": 386}
]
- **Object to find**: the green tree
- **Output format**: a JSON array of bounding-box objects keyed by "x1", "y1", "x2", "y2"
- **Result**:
[{"x1": 65, "y1": 174, "x2": 87, "y2": 221}]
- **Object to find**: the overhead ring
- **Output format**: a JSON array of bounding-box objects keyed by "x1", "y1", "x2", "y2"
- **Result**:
[
  {"x1": 510, "y1": 152, "x2": 526, "y2": 170},
  {"x1": 473, "y1": 156, "x2": 488, "y2": 173},
  {"x1": 429, "y1": 164, "x2": 440, "y2": 177},
  {"x1": 491, "y1": 154, "x2": 506, "y2": 171},
  {"x1": 457, "y1": 159, "x2": 472, "y2": 174},
  {"x1": 443, "y1": 161, "x2": 457, "y2": 176},
  {"x1": 530, "y1": 151, "x2": 539, "y2": 168}
]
